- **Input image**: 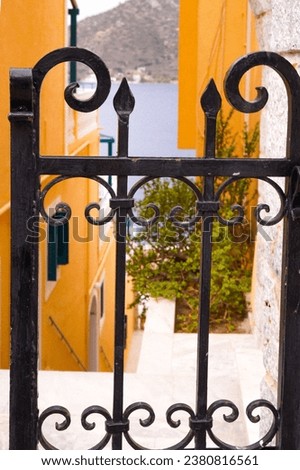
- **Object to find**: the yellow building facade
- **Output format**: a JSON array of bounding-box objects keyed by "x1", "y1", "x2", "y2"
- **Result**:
[
  {"x1": 0, "y1": 1, "x2": 135, "y2": 371},
  {"x1": 178, "y1": 0, "x2": 260, "y2": 155}
]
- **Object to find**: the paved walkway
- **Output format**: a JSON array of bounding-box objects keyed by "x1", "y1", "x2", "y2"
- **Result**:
[
  {"x1": 0, "y1": 298, "x2": 265, "y2": 450},
  {"x1": 125, "y1": 298, "x2": 265, "y2": 448}
]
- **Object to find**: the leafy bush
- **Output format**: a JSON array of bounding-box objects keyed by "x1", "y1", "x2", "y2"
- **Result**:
[{"x1": 127, "y1": 112, "x2": 259, "y2": 332}]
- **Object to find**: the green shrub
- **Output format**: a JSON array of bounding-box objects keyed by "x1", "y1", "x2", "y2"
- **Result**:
[{"x1": 127, "y1": 112, "x2": 259, "y2": 332}]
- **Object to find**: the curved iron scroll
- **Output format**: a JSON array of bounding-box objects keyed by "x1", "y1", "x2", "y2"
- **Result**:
[
  {"x1": 224, "y1": 51, "x2": 300, "y2": 160},
  {"x1": 215, "y1": 176, "x2": 287, "y2": 226},
  {"x1": 38, "y1": 399, "x2": 280, "y2": 450},
  {"x1": 39, "y1": 175, "x2": 116, "y2": 226},
  {"x1": 33, "y1": 47, "x2": 111, "y2": 113},
  {"x1": 39, "y1": 174, "x2": 288, "y2": 230}
]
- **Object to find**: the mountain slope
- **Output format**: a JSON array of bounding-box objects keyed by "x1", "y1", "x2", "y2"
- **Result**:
[{"x1": 77, "y1": 0, "x2": 179, "y2": 82}]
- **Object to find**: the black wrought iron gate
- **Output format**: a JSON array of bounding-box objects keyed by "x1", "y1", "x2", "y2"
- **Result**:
[{"x1": 8, "y1": 47, "x2": 300, "y2": 450}]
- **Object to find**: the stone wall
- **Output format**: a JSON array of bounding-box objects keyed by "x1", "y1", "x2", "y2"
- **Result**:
[{"x1": 249, "y1": 0, "x2": 300, "y2": 428}]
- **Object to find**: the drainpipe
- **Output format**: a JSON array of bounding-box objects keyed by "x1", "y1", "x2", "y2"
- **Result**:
[
  {"x1": 68, "y1": 2, "x2": 80, "y2": 83},
  {"x1": 100, "y1": 134, "x2": 115, "y2": 185}
]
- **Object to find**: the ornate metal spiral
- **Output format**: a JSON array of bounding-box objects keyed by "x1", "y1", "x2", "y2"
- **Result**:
[
  {"x1": 215, "y1": 176, "x2": 287, "y2": 226},
  {"x1": 33, "y1": 47, "x2": 111, "y2": 112},
  {"x1": 127, "y1": 176, "x2": 168, "y2": 228},
  {"x1": 38, "y1": 397, "x2": 280, "y2": 450},
  {"x1": 39, "y1": 175, "x2": 116, "y2": 225},
  {"x1": 38, "y1": 405, "x2": 114, "y2": 450},
  {"x1": 127, "y1": 176, "x2": 203, "y2": 229},
  {"x1": 206, "y1": 399, "x2": 280, "y2": 450},
  {"x1": 122, "y1": 402, "x2": 156, "y2": 450},
  {"x1": 167, "y1": 178, "x2": 203, "y2": 229},
  {"x1": 224, "y1": 51, "x2": 300, "y2": 166},
  {"x1": 225, "y1": 51, "x2": 300, "y2": 114},
  {"x1": 121, "y1": 402, "x2": 196, "y2": 450},
  {"x1": 165, "y1": 403, "x2": 195, "y2": 450},
  {"x1": 38, "y1": 406, "x2": 71, "y2": 450},
  {"x1": 254, "y1": 178, "x2": 287, "y2": 225},
  {"x1": 81, "y1": 405, "x2": 113, "y2": 450}
]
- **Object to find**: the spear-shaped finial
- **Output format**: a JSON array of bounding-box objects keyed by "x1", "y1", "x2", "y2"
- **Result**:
[
  {"x1": 113, "y1": 78, "x2": 135, "y2": 157},
  {"x1": 200, "y1": 79, "x2": 222, "y2": 118},
  {"x1": 200, "y1": 79, "x2": 221, "y2": 158}
]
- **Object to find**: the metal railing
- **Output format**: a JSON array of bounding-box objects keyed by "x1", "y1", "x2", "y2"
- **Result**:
[{"x1": 48, "y1": 316, "x2": 87, "y2": 371}]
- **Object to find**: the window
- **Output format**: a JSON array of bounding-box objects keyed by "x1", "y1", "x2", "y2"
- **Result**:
[{"x1": 47, "y1": 211, "x2": 69, "y2": 281}]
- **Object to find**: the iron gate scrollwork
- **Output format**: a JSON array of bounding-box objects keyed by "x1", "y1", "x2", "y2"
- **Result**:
[{"x1": 9, "y1": 47, "x2": 300, "y2": 449}]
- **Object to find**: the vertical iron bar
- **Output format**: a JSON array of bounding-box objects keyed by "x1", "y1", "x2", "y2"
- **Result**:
[
  {"x1": 277, "y1": 74, "x2": 300, "y2": 449},
  {"x1": 9, "y1": 69, "x2": 39, "y2": 449},
  {"x1": 278, "y1": 209, "x2": 300, "y2": 448},
  {"x1": 112, "y1": 79, "x2": 135, "y2": 449},
  {"x1": 195, "y1": 81, "x2": 221, "y2": 449},
  {"x1": 112, "y1": 181, "x2": 127, "y2": 451},
  {"x1": 195, "y1": 211, "x2": 213, "y2": 450}
]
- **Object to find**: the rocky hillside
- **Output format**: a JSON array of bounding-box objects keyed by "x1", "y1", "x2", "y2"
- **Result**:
[{"x1": 77, "y1": 0, "x2": 179, "y2": 82}]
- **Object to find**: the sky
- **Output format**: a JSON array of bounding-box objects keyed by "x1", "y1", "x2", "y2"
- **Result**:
[{"x1": 76, "y1": 0, "x2": 129, "y2": 21}]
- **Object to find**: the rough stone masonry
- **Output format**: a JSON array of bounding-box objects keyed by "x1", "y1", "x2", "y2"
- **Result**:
[{"x1": 249, "y1": 0, "x2": 300, "y2": 434}]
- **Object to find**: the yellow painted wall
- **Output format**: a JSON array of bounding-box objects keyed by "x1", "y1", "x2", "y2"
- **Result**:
[
  {"x1": 0, "y1": 0, "x2": 66, "y2": 207},
  {"x1": 178, "y1": 0, "x2": 260, "y2": 156},
  {"x1": 97, "y1": 225, "x2": 116, "y2": 371},
  {"x1": 0, "y1": 0, "x2": 67, "y2": 367},
  {"x1": 178, "y1": 0, "x2": 199, "y2": 150},
  {"x1": 0, "y1": 1, "x2": 136, "y2": 371},
  {"x1": 40, "y1": 175, "x2": 96, "y2": 370}
]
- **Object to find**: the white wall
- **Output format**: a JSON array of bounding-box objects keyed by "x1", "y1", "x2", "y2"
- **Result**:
[{"x1": 249, "y1": 0, "x2": 300, "y2": 425}]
